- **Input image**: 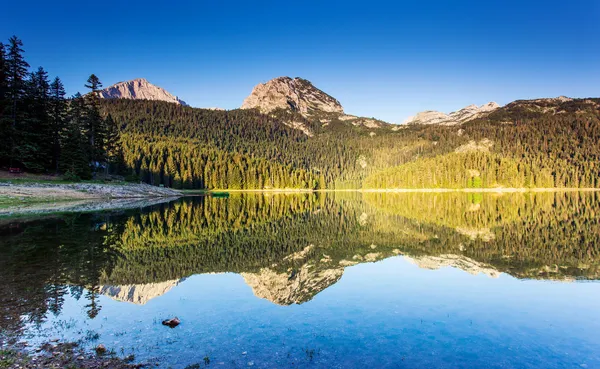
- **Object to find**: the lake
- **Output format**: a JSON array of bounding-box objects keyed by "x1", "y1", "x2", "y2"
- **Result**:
[{"x1": 1, "y1": 192, "x2": 600, "y2": 368}]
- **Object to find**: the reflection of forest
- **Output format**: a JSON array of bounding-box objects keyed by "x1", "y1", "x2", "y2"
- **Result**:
[{"x1": 1, "y1": 192, "x2": 600, "y2": 338}]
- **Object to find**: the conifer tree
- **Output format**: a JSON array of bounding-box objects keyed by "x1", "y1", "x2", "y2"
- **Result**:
[
  {"x1": 49, "y1": 77, "x2": 67, "y2": 172},
  {"x1": 5, "y1": 36, "x2": 29, "y2": 168},
  {"x1": 21, "y1": 66, "x2": 51, "y2": 171},
  {"x1": 104, "y1": 114, "x2": 125, "y2": 174},
  {"x1": 83, "y1": 74, "x2": 106, "y2": 171},
  {"x1": 0, "y1": 42, "x2": 6, "y2": 100},
  {"x1": 0, "y1": 42, "x2": 9, "y2": 163},
  {"x1": 60, "y1": 93, "x2": 91, "y2": 179}
]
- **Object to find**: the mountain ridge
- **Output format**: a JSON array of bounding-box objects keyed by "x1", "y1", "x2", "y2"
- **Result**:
[
  {"x1": 403, "y1": 102, "x2": 500, "y2": 126},
  {"x1": 241, "y1": 76, "x2": 344, "y2": 116},
  {"x1": 98, "y1": 78, "x2": 188, "y2": 106}
]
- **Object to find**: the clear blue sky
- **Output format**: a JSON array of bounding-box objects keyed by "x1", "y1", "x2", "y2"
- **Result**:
[{"x1": 2, "y1": 0, "x2": 599, "y2": 123}]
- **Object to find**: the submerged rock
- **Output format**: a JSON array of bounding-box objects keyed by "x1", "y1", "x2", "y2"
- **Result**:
[
  {"x1": 161, "y1": 317, "x2": 181, "y2": 328},
  {"x1": 95, "y1": 344, "x2": 106, "y2": 355}
]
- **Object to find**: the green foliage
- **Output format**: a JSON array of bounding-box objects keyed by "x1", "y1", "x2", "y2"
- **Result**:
[
  {"x1": 124, "y1": 172, "x2": 140, "y2": 182},
  {"x1": 0, "y1": 38, "x2": 118, "y2": 179},
  {"x1": 364, "y1": 152, "x2": 556, "y2": 189},
  {"x1": 365, "y1": 105, "x2": 600, "y2": 189},
  {"x1": 62, "y1": 170, "x2": 81, "y2": 182}
]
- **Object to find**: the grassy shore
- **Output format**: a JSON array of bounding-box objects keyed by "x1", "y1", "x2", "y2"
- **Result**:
[{"x1": 0, "y1": 195, "x2": 75, "y2": 209}]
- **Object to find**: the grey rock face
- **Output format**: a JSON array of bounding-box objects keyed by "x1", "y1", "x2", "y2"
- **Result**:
[
  {"x1": 404, "y1": 102, "x2": 500, "y2": 126},
  {"x1": 241, "y1": 77, "x2": 343, "y2": 116},
  {"x1": 98, "y1": 78, "x2": 188, "y2": 106},
  {"x1": 449, "y1": 102, "x2": 500, "y2": 123}
]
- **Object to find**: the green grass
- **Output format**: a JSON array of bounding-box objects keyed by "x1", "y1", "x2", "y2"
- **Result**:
[
  {"x1": 0, "y1": 350, "x2": 18, "y2": 369},
  {"x1": 0, "y1": 195, "x2": 46, "y2": 208},
  {"x1": 0, "y1": 195, "x2": 78, "y2": 208},
  {"x1": 179, "y1": 189, "x2": 210, "y2": 194}
]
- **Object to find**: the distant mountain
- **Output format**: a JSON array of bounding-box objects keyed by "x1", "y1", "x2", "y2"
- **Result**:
[
  {"x1": 500, "y1": 96, "x2": 594, "y2": 116},
  {"x1": 241, "y1": 76, "x2": 395, "y2": 136},
  {"x1": 98, "y1": 78, "x2": 188, "y2": 106},
  {"x1": 404, "y1": 102, "x2": 499, "y2": 125},
  {"x1": 241, "y1": 76, "x2": 343, "y2": 116}
]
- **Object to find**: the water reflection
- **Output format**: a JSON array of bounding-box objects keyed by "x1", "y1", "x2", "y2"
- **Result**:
[{"x1": 1, "y1": 192, "x2": 600, "y2": 367}]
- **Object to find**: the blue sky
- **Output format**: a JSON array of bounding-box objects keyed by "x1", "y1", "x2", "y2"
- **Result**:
[{"x1": 2, "y1": 0, "x2": 599, "y2": 123}]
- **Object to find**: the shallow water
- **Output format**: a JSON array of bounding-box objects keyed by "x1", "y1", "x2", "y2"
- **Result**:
[{"x1": 1, "y1": 192, "x2": 600, "y2": 368}]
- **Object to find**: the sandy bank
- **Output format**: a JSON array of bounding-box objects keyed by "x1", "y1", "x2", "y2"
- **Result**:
[
  {"x1": 0, "y1": 182, "x2": 181, "y2": 216},
  {"x1": 0, "y1": 182, "x2": 181, "y2": 199}
]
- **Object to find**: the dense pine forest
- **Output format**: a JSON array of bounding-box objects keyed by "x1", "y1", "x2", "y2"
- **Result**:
[
  {"x1": 2, "y1": 36, "x2": 600, "y2": 189},
  {"x1": 105, "y1": 97, "x2": 600, "y2": 189}
]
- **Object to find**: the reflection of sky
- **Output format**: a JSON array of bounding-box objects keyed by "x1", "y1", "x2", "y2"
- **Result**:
[{"x1": 30, "y1": 257, "x2": 600, "y2": 369}]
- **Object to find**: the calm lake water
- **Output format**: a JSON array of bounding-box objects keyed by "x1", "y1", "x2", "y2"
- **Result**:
[{"x1": 1, "y1": 192, "x2": 600, "y2": 368}]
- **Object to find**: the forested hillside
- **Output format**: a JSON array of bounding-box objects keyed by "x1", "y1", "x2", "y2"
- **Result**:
[
  {"x1": 2, "y1": 36, "x2": 599, "y2": 189},
  {"x1": 365, "y1": 99, "x2": 600, "y2": 188},
  {"x1": 104, "y1": 97, "x2": 600, "y2": 189},
  {"x1": 99, "y1": 98, "x2": 470, "y2": 189}
]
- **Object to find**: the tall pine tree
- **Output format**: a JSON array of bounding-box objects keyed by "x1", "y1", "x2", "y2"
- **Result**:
[
  {"x1": 104, "y1": 114, "x2": 125, "y2": 175},
  {"x1": 49, "y1": 77, "x2": 67, "y2": 172},
  {"x1": 5, "y1": 36, "x2": 29, "y2": 168},
  {"x1": 21, "y1": 66, "x2": 51, "y2": 171},
  {"x1": 83, "y1": 74, "x2": 106, "y2": 172},
  {"x1": 0, "y1": 42, "x2": 9, "y2": 163},
  {"x1": 60, "y1": 93, "x2": 91, "y2": 179}
]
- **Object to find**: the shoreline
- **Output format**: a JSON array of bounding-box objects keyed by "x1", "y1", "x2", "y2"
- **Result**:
[
  {"x1": 0, "y1": 341, "x2": 147, "y2": 369},
  {"x1": 193, "y1": 187, "x2": 600, "y2": 194},
  {"x1": 350, "y1": 187, "x2": 600, "y2": 193},
  {"x1": 0, "y1": 182, "x2": 182, "y2": 217},
  {"x1": 2, "y1": 183, "x2": 598, "y2": 216},
  {"x1": 0, "y1": 197, "x2": 180, "y2": 218}
]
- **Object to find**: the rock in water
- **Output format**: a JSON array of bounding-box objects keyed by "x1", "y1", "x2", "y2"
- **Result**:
[
  {"x1": 98, "y1": 78, "x2": 188, "y2": 106},
  {"x1": 161, "y1": 317, "x2": 181, "y2": 328},
  {"x1": 95, "y1": 344, "x2": 107, "y2": 355}
]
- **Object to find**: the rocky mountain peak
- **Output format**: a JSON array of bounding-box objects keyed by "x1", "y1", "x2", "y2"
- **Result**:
[
  {"x1": 403, "y1": 102, "x2": 500, "y2": 126},
  {"x1": 98, "y1": 78, "x2": 188, "y2": 106},
  {"x1": 241, "y1": 76, "x2": 344, "y2": 116},
  {"x1": 449, "y1": 101, "x2": 500, "y2": 123}
]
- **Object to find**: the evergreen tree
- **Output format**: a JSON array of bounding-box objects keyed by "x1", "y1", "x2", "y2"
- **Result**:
[
  {"x1": 20, "y1": 66, "x2": 51, "y2": 171},
  {"x1": 83, "y1": 74, "x2": 106, "y2": 171},
  {"x1": 0, "y1": 42, "x2": 9, "y2": 163},
  {"x1": 5, "y1": 36, "x2": 29, "y2": 168},
  {"x1": 0, "y1": 42, "x2": 6, "y2": 101},
  {"x1": 104, "y1": 114, "x2": 125, "y2": 174},
  {"x1": 49, "y1": 77, "x2": 67, "y2": 172},
  {"x1": 59, "y1": 93, "x2": 91, "y2": 179}
]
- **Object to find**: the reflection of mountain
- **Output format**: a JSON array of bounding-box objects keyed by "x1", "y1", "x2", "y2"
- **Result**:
[
  {"x1": 99, "y1": 279, "x2": 184, "y2": 305},
  {"x1": 240, "y1": 245, "x2": 345, "y2": 305},
  {"x1": 242, "y1": 266, "x2": 343, "y2": 305},
  {"x1": 404, "y1": 254, "x2": 501, "y2": 278}
]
